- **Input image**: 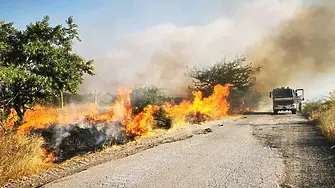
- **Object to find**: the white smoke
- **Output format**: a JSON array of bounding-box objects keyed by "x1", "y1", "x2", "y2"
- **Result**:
[{"x1": 78, "y1": 0, "x2": 303, "y2": 96}]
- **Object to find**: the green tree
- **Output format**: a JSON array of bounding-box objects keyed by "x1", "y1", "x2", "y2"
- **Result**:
[
  {"x1": 0, "y1": 16, "x2": 94, "y2": 123},
  {"x1": 187, "y1": 57, "x2": 261, "y2": 112},
  {"x1": 0, "y1": 66, "x2": 51, "y2": 120}
]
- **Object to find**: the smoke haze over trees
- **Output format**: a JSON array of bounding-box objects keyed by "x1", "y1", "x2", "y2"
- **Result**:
[{"x1": 77, "y1": 1, "x2": 335, "y2": 101}]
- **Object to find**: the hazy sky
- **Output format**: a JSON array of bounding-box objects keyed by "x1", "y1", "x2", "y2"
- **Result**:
[
  {"x1": 0, "y1": 0, "x2": 310, "y2": 55},
  {"x1": 1, "y1": 0, "x2": 333, "y2": 100}
]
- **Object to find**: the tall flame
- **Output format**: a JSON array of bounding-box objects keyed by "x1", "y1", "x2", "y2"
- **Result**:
[
  {"x1": 17, "y1": 104, "x2": 100, "y2": 134},
  {"x1": 163, "y1": 84, "x2": 232, "y2": 122},
  {"x1": 10, "y1": 84, "x2": 232, "y2": 137}
]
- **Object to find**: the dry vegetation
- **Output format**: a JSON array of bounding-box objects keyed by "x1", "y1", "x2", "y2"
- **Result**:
[
  {"x1": 302, "y1": 91, "x2": 335, "y2": 143},
  {"x1": 0, "y1": 134, "x2": 48, "y2": 185}
]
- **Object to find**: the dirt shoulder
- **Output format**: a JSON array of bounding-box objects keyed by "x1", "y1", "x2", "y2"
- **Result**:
[
  {"x1": 250, "y1": 114, "x2": 335, "y2": 188},
  {"x1": 3, "y1": 119, "x2": 235, "y2": 188}
]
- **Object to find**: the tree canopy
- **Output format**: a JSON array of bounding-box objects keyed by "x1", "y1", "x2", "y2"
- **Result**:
[
  {"x1": 187, "y1": 57, "x2": 262, "y2": 112},
  {"x1": 0, "y1": 16, "x2": 94, "y2": 123}
]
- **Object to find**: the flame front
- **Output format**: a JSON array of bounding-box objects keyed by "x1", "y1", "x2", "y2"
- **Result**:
[
  {"x1": 12, "y1": 84, "x2": 232, "y2": 135},
  {"x1": 163, "y1": 84, "x2": 232, "y2": 122},
  {"x1": 17, "y1": 103, "x2": 100, "y2": 134},
  {"x1": 4, "y1": 84, "x2": 232, "y2": 162}
]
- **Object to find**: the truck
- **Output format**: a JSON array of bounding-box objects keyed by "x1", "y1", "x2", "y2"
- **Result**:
[{"x1": 269, "y1": 87, "x2": 304, "y2": 114}]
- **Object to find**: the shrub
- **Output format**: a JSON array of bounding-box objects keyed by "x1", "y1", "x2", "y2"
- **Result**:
[
  {"x1": 186, "y1": 57, "x2": 261, "y2": 113},
  {"x1": 130, "y1": 85, "x2": 167, "y2": 114}
]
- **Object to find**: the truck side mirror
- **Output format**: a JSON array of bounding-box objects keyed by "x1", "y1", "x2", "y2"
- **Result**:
[{"x1": 269, "y1": 92, "x2": 272, "y2": 98}]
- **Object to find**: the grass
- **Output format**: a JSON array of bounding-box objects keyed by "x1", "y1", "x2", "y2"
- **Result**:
[
  {"x1": 302, "y1": 92, "x2": 335, "y2": 143},
  {"x1": 0, "y1": 134, "x2": 48, "y2": 185}
]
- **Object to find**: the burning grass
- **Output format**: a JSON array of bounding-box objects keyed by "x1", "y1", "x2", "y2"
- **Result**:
[
  {"x1": 302, "y1": 92, "x2": 335, "y2": 143},
  {"x1": 0, "y1": 84, "x2": 232, "y2": 185},
  {"x1": 0, "y1": 134, "x2": 48, "y2": 185}
]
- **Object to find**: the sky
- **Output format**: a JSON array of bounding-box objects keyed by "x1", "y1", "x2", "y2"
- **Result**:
[
  {"x1": 0, "y1": 0, "x2": 305, "y2": 55},
  {"x1": 1, "y1": 0, "x2": 334, "y2": 101},
  {"x1": 1, "y1": 1, "x2": 246, "y2": 46}
]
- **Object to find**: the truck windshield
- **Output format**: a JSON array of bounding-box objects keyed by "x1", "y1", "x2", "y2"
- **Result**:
[{"x1": 273, "y1": 89, "x2": 293, "y2": 98}]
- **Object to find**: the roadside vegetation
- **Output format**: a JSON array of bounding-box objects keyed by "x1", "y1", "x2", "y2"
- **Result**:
[
  {"x1": 302, "y1": 91, "x2": 335, "y2": 143},
  {"x1": 0, "y1": 16, "x2": 260, "y2": 185},
  {"x1": 187, "y1": 56, "x2": 262, "y2": 113},
  {"x1": 0, "y1": 134, "x2": 47, "y2": 185},
  {"x1": 0, "y1": 16, "x2": 93, "y2": 185}
]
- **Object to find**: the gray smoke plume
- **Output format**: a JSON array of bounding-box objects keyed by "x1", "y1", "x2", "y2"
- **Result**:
[
  {"x1": 79, "y1": 0, "x2": 300, "y2": 97},
  {"x1": 247, "y1": 2, "x2": 335, "y2": 95}
]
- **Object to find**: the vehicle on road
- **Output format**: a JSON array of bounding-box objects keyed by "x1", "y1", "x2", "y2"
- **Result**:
[{"x1": 269, "y1": 87, "x2": 304, "y2": 114}]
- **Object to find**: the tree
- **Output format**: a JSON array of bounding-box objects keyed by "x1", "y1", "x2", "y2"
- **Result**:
[
  {"x1": 0, "y1": 16, "x2": 94, "y2": 124},
  {"x1": 187, "y1": 57, "x2": 261, "y2": 112},
  {"x1": 0, "y1": 66, "x2": 51, "y2": 120}
]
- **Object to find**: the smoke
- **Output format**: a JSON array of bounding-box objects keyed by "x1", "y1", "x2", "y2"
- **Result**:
[
  {"x1": 36, "y1": 122, "x2": 126, "y2": 162},
  {"x1": 247, "y1": 2, "x2": 335, "y2": 97},
  {"x1": 79, "y1": 0, "x2": 301, "y2": 96}
]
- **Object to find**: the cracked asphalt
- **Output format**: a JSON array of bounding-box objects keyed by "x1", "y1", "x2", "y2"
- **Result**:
[{"x1": 43, "y1": 114, "x2": 335, "y2": 188}]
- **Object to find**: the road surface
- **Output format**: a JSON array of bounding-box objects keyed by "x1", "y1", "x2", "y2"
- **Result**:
[{"x1": 44, "y1": 113, "x2": 335, "y2": 188}]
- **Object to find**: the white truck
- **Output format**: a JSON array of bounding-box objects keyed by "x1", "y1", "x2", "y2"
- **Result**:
[{"x1": 269, "y1": 87, "x2": 304, "y2": 114}]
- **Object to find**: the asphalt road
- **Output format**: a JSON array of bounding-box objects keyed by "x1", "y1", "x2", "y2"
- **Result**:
[{"x1": 43, "y1": 114, "x2": 335, "y2": 188}]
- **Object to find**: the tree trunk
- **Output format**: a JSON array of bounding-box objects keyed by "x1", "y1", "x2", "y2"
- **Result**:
[
  {"x1": 59, "y1": 90, "x2": 64, "y2": 108},
  {"x1": 13, "y1": 104, "x2": 24, "y2": 127}
]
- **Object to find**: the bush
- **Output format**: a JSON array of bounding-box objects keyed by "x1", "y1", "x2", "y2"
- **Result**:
[
  {"x1": 0, "y1": 134, "x2": 47, "y2": 185},
  {"x1": 130, "y1": 86, "x2": 167, "y2": 114},
  {"x1": 186, "y1": 57, "x2": 261, "y2": 113},
  {"x1": 153, "y1": 108, "x2": 172, "y2": 129},
  {"x1": 130, "y1": 86, "x2": 173, "y2": 129}
]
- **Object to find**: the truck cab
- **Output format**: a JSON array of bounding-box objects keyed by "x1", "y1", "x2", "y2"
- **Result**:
[{"x1": 269, "y1": 87, "x2": 304, "y2": 114}]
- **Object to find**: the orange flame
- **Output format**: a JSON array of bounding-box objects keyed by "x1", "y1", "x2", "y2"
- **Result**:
[
  {"x1": 127, "y1": 105, "x2": 160, "y2": 138},
  {"x1": 163, "y1": 84, "x2": 232, "y2": 122},
  {"x1": 16, "y1": 103, "x2": 100, "y2": 134},
  {"x1": 43, "y1": 148, "x2": 56, "y2": 163},
  {"x1": 1, "y1": 109, "x2": 18, "y2": 132},
  {"x1": 3, "y1": 84, "x2": 233, "y2": 163},
  {"x1": 12, "y1": 84, "x2": 232, "y2": 137}
]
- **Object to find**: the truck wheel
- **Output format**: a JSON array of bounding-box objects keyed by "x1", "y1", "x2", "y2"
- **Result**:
[
  {"x1": 292, "y1": 110, "x2": 297, "y2": 114},
  {"x1": 273, "y1": 110, "x2": 278, "y2": 115}
]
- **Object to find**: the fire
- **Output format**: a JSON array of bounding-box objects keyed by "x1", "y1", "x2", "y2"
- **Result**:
[
  {"x1": 4, "y1": 84, "x2": 232, "y2": 162},
  {"x1": 16, "y1": 87, "x2": 160, "y2": 138},
  {"x1": 13, "y1": 84, "x2": 232, "y2": 135},
  {"x1": 127, "y1": 105, "x2": 160, "y2": 138},
  {"x1": 241, "y1": 100, "x2": 256, "y2": 112},
  {"x1": 43, "y1": 148, "x2": 56, "y2": 163},
  {"x1": 17, "y1": 103, "x2": 100, "y2": 134},
  {"x1": 87, "y1": 87, "x2": 160, "y2": 138},
  {"x1": 1, "y1": 109, "x2": 18, "y2": 131},
  {"x1": 163, "y1": 84, "x2": 232, "y2": 123}
]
